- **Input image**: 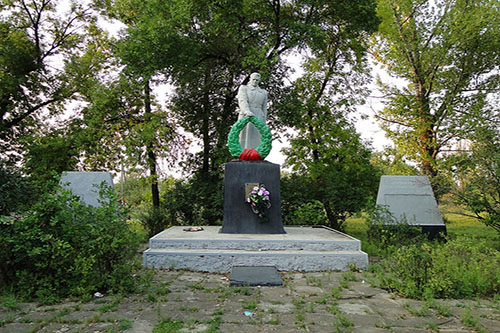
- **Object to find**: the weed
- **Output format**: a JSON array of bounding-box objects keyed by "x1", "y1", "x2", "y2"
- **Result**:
[
  {"x1": 212, "y1": 308, "x2": 224, "y2": 316},
  {"x1": 242, "y1": 299, "x2": 258, "y2": 311},
  {"x1": 460, "y1": 309, "x2": 479, "y2": 328},
  {"x1": 0, "y1": 314, "x2": 14, "y2": 327},
  {"x1": 403, "y1": 302, "x2": 429, "y2": 317},
  {"x1": 306, "y1": 275, "x2": 323, "y2": 287},
  {"x1": 184, "y1": 317, "x2": 198, "y2": 329},
  {"x1": 147, "y1": 293, "x2": 158, "y2": 303},
  {"x1": 315, "y1": 296, "x2": 328, "y2": 304},
  {"x1": 342, "y1": 271, "x2": 359, "y2": 282},
  {"x1": 425, "y1": 321, "x2": 439, "y2": 332},
  {"x1": 330, "y1": 286, "x2": 342, "y2": 299},
  {"x1": 206, "y1": 315, "x2": 222, "y2": 332},
  {"x1": 153, "y1": 317, "x2": 183, "y2": 333},
  {"x1": 0, "y1": 295, "x2": 20, "y2": 311},
  {"x1": 334, "y1": 313, "x2": 354, "y2": 332},
  {"x1": 329, "y1": 303, "x2": 340, "y2": 315},
  {"x1": 232, "y1": 286, "x2": 252, "y2": 296},
  {"x1": 119, "y1": 318, "x2": 133, "y2": 330},
  {"x1": 268, "y1": 317, "x2": 280, "y2": 325},
  {"x1": 97, "y1": 302, "x2": 119, "y2": 313}
]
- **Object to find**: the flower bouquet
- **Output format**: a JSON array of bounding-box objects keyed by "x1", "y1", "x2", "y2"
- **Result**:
[{"x1": 247, "y1": 184, "x2": 271, "y2": 223}]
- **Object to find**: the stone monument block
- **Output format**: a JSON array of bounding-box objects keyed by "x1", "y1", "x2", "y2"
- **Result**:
[
  {"x1": 376, "y1": 175, "x2": 446, "y2": 235},
  {"x1": 60, "y1": 171, "x2": 114, "y2": 207},
  {"x1": 221, "y1": 161, "x2": 285, "y2": 234}
]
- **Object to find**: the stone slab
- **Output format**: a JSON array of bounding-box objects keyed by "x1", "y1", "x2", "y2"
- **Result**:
[
  {"x1": 229, "y1": 266, "x2": 283, "y2": 286},
  {"x1": 148, "y1": 226, "x2": 361, "y2": 251},
  {"x1": 376, "y1": 175, "x2": 444, "y2": 226},
  {"x1": 221, "y1": 161, "x2": 285, "y2": 234},
  {"x1": 143, "y1": 226, "x2": 368, "y2": 273},
  {"x1": 60, "y1": 171, "x2": 114, "y2": 207}
]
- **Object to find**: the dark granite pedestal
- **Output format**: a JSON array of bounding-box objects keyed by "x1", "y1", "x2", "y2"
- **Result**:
[{"x1": 221, "y1": 161, "x2": 285, "y2": 234}]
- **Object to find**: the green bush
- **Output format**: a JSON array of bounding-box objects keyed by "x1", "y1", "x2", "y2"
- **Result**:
[
  {"x1": 0, "y1": 163, "x2": 33, "y2": 215},
  {"x1": 375, "y1": 237, "x2": 500, "y2": 299},
  {"x1": 289, "y1": 200, "x2": 328, "y2": 226},
  {"x1": 0, "y1": 185, "x2": 141, "y2": 302},
  {"x1": 364, "y1": 204, "x2": 426, "y2": 256},
  {"x1": 139, "y1": 207, "x2": 171, "y2": 237}
]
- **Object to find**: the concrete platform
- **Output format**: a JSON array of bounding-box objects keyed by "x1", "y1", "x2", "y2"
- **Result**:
[{"x1": 143, "y1": 226, "x2": 368, "y2": 273}]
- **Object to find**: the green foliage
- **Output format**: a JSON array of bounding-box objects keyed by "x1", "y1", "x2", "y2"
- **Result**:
[
  {"x1": 374, "y1": 237, "x2": 500, "y2": 299},
  {"x1": 1, "y1": 0, "x2": 94, "y2": 160},
  {"x1": 374, "y1": 0, "x2": 500, "y2": 189},
  {"x1": 289, "y1": 200, "x2": 328, "y2": 226},
  {"x1": 365, "y1": 204, "x2": 426, "y2": 254},
  {"x1": 452, "y1": 127, "x2": 500, "y2": 234},
  {"x1": 0, "y1": 164, "x2": 32, "y2": 215},
  {"x1": 139, "y1": 207, "x2": 172, "y2": 238},
  {"x1": 161, "y1": 174, "x2": 224, "y2": 226},
  {"x1": 0, "y1": 185, "x2": 141, "y2": 302},
  {"x1": 153, "y1": 318, "x2": 183, "y2": 333},
  {"x1": 281, "y1": 124, "x2": 379, "y2": 231}
]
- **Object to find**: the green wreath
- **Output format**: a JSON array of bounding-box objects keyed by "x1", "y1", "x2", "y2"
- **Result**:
[{"x1": 227, "y1": 116, "x2": 272, "y2": 159}]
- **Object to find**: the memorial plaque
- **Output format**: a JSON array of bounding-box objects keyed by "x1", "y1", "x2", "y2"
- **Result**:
[
  {"x1": 245, "y1": 183, "x2": 260, "y2": 202},
  {"x1": 60, "y1": 171, "x2": 114, "y2": 207},
  {"x1": 376, "y1": 175, "x2": 446, "y2": 236}
]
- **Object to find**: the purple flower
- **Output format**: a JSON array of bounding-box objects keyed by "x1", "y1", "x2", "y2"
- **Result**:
[
  {"x1": 265, "y1": 196, "x2": 269, "y2": 201},
  {"x1": 251, "y1": 202, "x2": 256, "y2": 206}
]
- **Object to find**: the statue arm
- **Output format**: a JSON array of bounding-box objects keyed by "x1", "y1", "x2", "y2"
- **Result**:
[{"x1": 237, "y1": 85, "x2": 253, "y2": 117}]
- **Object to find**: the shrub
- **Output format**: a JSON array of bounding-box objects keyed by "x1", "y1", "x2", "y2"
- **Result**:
[
  {"x1": 365, "y1": 204, "x2": 426, "y2": 255},
  {"x1": 0, "y1": 185, "x2": 141, "y2": 302},
  {"x1": 376, "y1": 237, "x2": 500, "y2": 299},
  {"x1": 139, "y1": 207, "x2": 171, "y2": 237},
  {"x1": 0, "y1": 163, "x2": 33, "y2": 215},
  {"x1": 289, "y1": 200, "x2": 328, "y2": 226}
]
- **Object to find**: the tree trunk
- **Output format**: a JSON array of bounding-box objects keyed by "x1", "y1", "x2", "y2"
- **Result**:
[
  {"x1": 144, "y1": 80, "x2": 160, "y2": 208},
  {"x1": 323, "y1": 200, "x2": 344, "y2": 231},
  {"x1": 201, "y1": 73, "x2": 211, "y2": 178}
]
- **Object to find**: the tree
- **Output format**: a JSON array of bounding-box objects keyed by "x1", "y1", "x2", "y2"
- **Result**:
[
  {"x1": 373, "y1": 0, "x2": 500, "y2": 190},
  {"x1": 278, "y1": 1, "x2": 380, "y2": 230},
  {"x1": 452, "y1": 125, "x2": 500, "y2": 233},
  {"x1": 102, "y1": 0, "x2": 381, "y2": 225},
  {"x1": 0, "y1": 0, "x2": 93, "y2": 161}
]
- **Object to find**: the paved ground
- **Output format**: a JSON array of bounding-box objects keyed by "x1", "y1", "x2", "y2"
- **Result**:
[{"x1": 1, "y1": 270, "x2": 499, "y2": 332}]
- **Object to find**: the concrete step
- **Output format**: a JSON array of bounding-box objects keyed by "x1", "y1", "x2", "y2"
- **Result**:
[{"x1": 143, "y1": 248, "x2": 368, "y2": 273}]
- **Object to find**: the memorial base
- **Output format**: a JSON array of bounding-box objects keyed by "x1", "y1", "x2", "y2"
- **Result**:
[
  {"x1": 143, "y1": 226, "x2": 368, "y2": 273},
  {"x1": 221, "y1": 161, "x2": 285, "y2": 234}
]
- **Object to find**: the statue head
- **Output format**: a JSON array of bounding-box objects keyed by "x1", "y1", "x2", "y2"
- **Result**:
[{"x1": 249, "y1": 73, "x2": 261, "y2": 87}]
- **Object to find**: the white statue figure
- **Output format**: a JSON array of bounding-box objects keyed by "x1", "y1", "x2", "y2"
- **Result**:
[{"x1": 237, "y1": 72, "x2": 268, "y2": 149}]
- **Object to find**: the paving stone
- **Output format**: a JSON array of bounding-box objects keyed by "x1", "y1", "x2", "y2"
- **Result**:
[
  {"x1": 292, "y1": 285, "x2": 324, "y2": 295},
  {"x1": 337, "y1": 301, "x2": 373, "y2": 315},
  {"x1": 478, "y1": 317, "x2": 500, "y2": 331},
  {"x1": 258, "y1": 301, "x2": 295, "y2": 314},
  {"x1": 0, "y1": 323, "x2": 36, "y2": 333}
]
